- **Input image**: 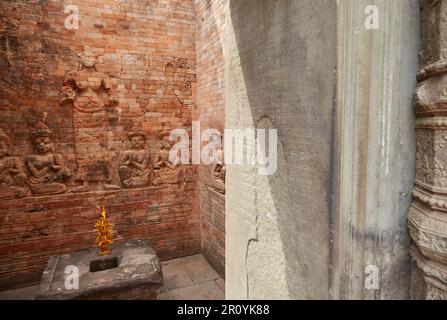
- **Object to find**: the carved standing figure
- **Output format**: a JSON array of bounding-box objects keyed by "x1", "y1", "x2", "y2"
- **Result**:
[
  {"x1": 60, "y1": 51, "x2": 119, "y2": 192},
  {"x1": 24, "y1": 121, "x2": 71, "y2": 195},
  {"x1": 0, "y1": 128, "x2": 27, "y2": 199},
  {"x1": 119, "y1": 123, "x2": 151, "y2": 188}
]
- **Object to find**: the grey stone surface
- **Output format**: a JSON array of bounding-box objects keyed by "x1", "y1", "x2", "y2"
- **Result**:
[
  {"x1": 0, "y1": 254, "x2": 224, "y2": 300},
  {"x1": 225, "y1": 0, "x2": 338, "y2": 300},
  {"x1": 335, "y1": 0, "x2": 419, "y2": 300},
  {"x1": 158, "y1": 280, "x2": 224, "y2": 300},
  {"x1": 158, "y1": 254, "x2": 224, "y2": 300},
  {"x1": 35, "y1": 240, "x2": 163, "y2": 300},
  {"x1": 158, "y1": 259, "x2": 195, "y2": 293},
  {"x1": 225, "y1": 0, "x2": 419, "y2": 299},
  {"x1": 216, "y1": 278, "x2": 225, "y2": 292},
  {"x1": 0, "y1": 285, "x2": 38, "y2": 300},
  {"x1": 182, "y1": 254, "x2": 221, "y2": 284}
]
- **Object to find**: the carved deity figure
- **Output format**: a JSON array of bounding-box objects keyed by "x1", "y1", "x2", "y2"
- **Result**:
[
  {"x1": 119, "y1": 124, "x2": 151, "y2": 188},
  {"x1": 164, "y1": 61, "x2": 194, "y2": 105},
  {"x1": 212, "y1": 161, "x2": 226, "y2": 194},
  {"x1": 209, "y1": 134, "x2": 225, "y2": 194},
  {"x1": 0, "y1": 129, "x2": 27, "y2": 199},
  {"x1": 60, "y1": 51, "x2": 119, "y2": 192},
  {"x1": 152, "y1": 124, "x2": 178, "y2": 186},
  {"x1": 24, "y1": 121, "x2": 71, "y2": 195}
]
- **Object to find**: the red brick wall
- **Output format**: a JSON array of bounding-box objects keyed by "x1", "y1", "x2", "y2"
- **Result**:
[
  {"x1": 0, "y1": 0, "x2": 199, "y2": 290},
  {"x1": 195, "y1": 0, "x2": 227, "y2": 278}
]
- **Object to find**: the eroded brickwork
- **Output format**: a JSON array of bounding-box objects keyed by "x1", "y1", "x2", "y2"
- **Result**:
[
  {"x1": 195, "y1": 0, "x2": 227, "y2": 277},
  {"x1": 0, "y1": 0, "x2": 199, "y2": 289}
]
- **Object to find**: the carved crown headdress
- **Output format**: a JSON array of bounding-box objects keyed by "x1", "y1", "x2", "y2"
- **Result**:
[
  {"x1": 158, "y1": 122, "x2": 172, "y2": 139},
  {"x1": 31, "y1": 121, "x2": 52, "y2": 138},
  {"x1": 128, "y1": 123, "x2": 146, "y2": 139},
  {"x1": 77, "y1": 51, "x2": 97, "y2": 69}
]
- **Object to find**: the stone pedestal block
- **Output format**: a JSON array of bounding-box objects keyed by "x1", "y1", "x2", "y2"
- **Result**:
[{"x1": 35, "y1": 240, "x2": 163, "y2": 300}]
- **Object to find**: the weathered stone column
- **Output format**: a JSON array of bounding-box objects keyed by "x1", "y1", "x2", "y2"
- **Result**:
[{"x1": 409, "y1": 0, "x2": 447, "y2": 300}]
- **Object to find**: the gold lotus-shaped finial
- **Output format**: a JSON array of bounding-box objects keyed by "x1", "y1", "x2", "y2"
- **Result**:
[{"x1": 94, "y1": 206, "x2": 113, "y2": 256}]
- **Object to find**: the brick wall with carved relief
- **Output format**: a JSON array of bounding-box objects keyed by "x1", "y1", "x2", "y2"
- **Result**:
[
  {"x1": 195, "y1": 0, "x2": 227, "y2": 278},
  {"x1": 0, "y1": 0, "x2": 199, "y2": 289}
]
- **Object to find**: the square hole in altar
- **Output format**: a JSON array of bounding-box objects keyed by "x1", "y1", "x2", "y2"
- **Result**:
[{"x1": 89, "y1": 256, "x2": 121, "y2": 273}]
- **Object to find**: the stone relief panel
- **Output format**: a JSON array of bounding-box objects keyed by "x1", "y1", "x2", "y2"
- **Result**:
[
  {"x1": 24, "y1": 121, "x2": 71, "y2": 196},
  {"x1": 60, "y1": 51, "x2": 119, "y2": 192},
  {"x1": 119, "y1": 123, "x2": 151, "y2": 189},
  {"x1": 164, "y1": 58, "x2": 195, "y2": 106},
  {"x1": 408, "y1": 204, "x2": 447, "y2": 259},
  {"x1": 205, "y1": 134, "x2": 225, "y2": 194},
  {"x1": 0, "y1": 1, "x2": 200, "y2": 289},
  {"x1": 415, "y1": 127, "x2": 447, "y2": 190},
  {"x1": 410, "y1": 0, "x2": 447, "y2": 300},
  {"x1": 153, "y1": 122, "x2": 180, "y2": 186},
  {"x1": 0, "y1": 128, "x2": 27, "y2": 199},
  {"x1": 0, "y1": 17, "x2": 20, "y2": 70},
  {"x1": 210, "y1": 162, "x2": 226, "y2": 194}
]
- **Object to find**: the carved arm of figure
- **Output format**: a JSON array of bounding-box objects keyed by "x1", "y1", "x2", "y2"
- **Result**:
[
  {"x1": 0, "y1": 161, "x2": 10, "y2": 175},
  {"x1": 53, "y1": 154, "x2": 71, "y2": 181},
  {"x1": 11, "y1": 158, "x2": 26, "y2": 185},
  {"x1": 119, "y1": 152, "x2": 131, "y2": 167},
  {"x1": 0, "y1": 158, "x2": 21, "y2": 175},
  {"x1": 60, "y1": 72, "x2": 77, "y2": 103},
  {"x1": 153, "y1": 153, "x2": 163, "y2": 170},
  {"x1": 164, "y1": 159, "x2": 177, "y2": 170},
  {"x1": 26, "y1": 159, "x2": 50, "y2": 179},
  {"x1": 130, "y1": 155, "x2": 149, "y2": 171},
  {"x1": 102, "y1": 77, "x2": 119, "y2": 123}
]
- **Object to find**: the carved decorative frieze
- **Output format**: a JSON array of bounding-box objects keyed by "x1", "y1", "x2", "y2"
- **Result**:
[{"x1": 410, "y1": 0, "x2": 447, "y2": 299}]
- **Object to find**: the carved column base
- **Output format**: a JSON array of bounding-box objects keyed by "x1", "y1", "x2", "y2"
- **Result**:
[
  {"x1": 410, "y1": 245, "x2": 447, "y2": 300},
  {"x1": 408, "y1": 198, "x2": 447, "y2": 300}
]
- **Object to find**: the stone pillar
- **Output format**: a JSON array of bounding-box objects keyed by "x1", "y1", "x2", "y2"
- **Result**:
[
  {"x1": 225, "y1": 0, "x2": 420, "y2": 300},
  {"x1": 335, "y1": 0, "x2": 419, "y2": 300},
  {"x1": 409, "y1": 0, "x2": 447, "y2": 300}
]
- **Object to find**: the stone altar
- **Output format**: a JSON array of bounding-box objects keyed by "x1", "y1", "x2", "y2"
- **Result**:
[{"x1": 35, "y1": 240, "x2": 163, "y2": 300}]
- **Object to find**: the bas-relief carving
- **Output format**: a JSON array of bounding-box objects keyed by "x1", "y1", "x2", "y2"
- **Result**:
[
  {"x1": 60, "y1": 51, "x2": 119, "y2": 192},
  {"x1": 150, "y1": 122, "x2": 188, "y2": 191},
  {"x1": 0, "y1": 18, "x2": 20, "y2": 70},
  {"x1": 152, "y1": 123, "x2": 179, "y2": 186},
  {"x1": 0, "y1": 129, "x2": 27, "y2": 199},
  {"x1": 415, "y1": 129, "x2": 447, "y2": 189},
  {"x1": 208, "y1": 135, "x2": 225, "y2": 194},
  {"x1": 164, "y1": 59, "x2": 195, "y2": 106},
  {"x1": 24, "y1": 121, "x2": 71, "y2": 196},
  {"x1": 211, "y1": 161, "x2": 226, "y2": 194},
  {"x1": 408, "y1": 206, "x2": 447, "y2": 259},
  {"x1": 410, "y1": 0, "x2": 447, "y2": 300},
  {"x1": 2, "y1": 54, "x2": 195, "y2": 198},
  {"x1": 119, "y1": 123, "x2": 151, "y2": 188}
]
